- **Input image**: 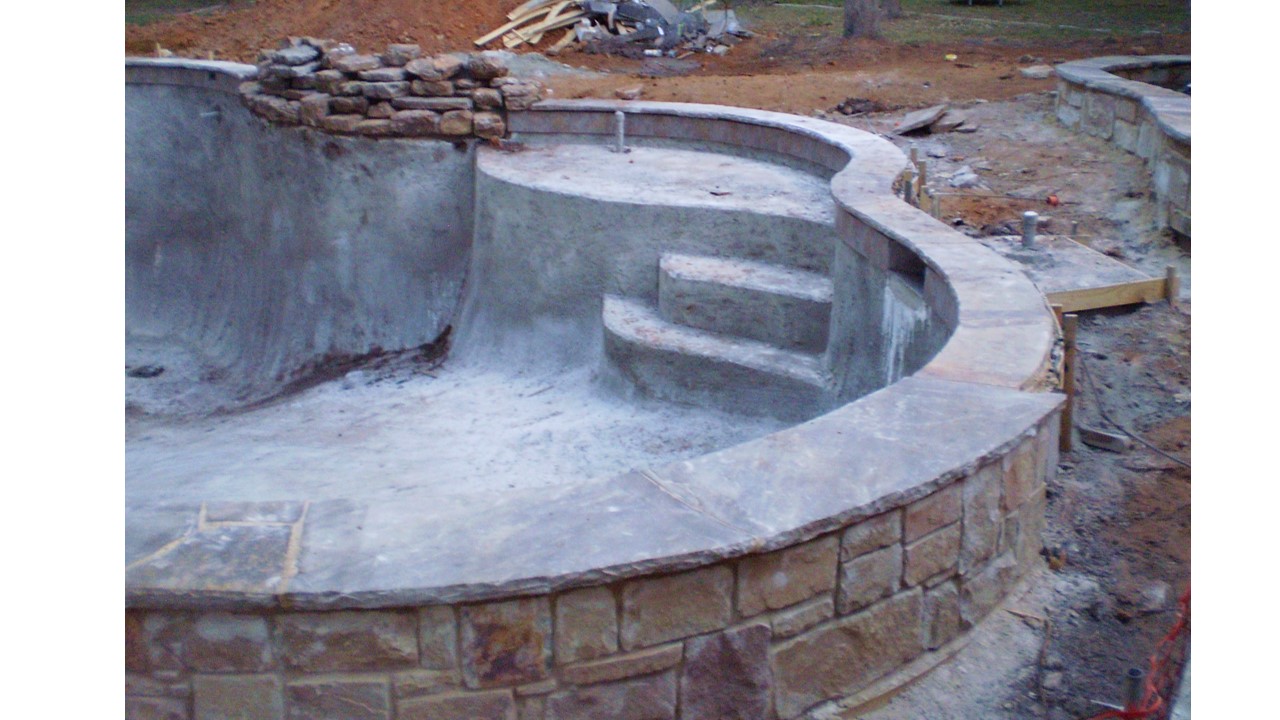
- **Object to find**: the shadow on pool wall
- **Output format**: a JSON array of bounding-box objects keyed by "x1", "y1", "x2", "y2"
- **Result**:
[{"x1": 125, "y1": 58, "x2": 1065, "y2": 720}]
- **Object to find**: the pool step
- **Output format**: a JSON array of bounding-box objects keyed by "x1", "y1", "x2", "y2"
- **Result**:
[
  {"x1": 658, "y1": 253, "x2": 834, "y2": 354},
  {"x1": 603, "y1": 294, "x2": 829, "y2": 421}
]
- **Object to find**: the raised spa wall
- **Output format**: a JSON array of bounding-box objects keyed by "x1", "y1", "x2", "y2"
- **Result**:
[
  {"x1": 127, "y1": 56, "x2": 1062, "y2": 720},
  {"x1": 1054, "y1": 56, "x2": 1191, "y2": 239}
]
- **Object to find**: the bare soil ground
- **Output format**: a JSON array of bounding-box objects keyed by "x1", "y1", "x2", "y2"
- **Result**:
[{"x1": 125, "y1": 3, "x2": 1191, "y2": 718}]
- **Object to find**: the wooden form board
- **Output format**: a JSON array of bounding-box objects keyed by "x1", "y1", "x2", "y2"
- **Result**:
[{"x1": 1046, "y1": 278, "x2": 1169, "y2": 313}]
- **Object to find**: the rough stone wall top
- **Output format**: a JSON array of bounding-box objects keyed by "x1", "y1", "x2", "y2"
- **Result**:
[{"x1": 239, "y1": 37, "x2": 544, "y2": 140}]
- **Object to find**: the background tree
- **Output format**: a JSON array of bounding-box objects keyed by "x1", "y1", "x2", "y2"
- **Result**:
[{"x1": 844, "y1": 0, "x2": 882, "y2": 38}]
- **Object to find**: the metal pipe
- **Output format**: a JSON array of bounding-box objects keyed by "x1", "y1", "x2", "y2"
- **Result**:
[
  {"x1": 1124, "y1": 667, "x2": 1145, "y2": 711},
  {"x1": 612, "y1": 110, "x2": 628, "y2": 153},
  {"x1": 1022, "y1": 210, "x2": 1039, "y2": 248}
]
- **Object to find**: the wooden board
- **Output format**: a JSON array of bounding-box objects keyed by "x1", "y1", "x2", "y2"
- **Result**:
[
  {"x1": 978, "y1": 234, "x2": 1171, "y2": 312},
  {"x1": 1046, "y1": 278, "x2": 1168, "y2": 313}
]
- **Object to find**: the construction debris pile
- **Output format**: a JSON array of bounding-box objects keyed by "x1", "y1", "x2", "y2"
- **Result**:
[
  {"x1": 476, "y1": 0, "x2": 750, "y2": 57},
  {"x1": 240, "y1": 38, "x2": 542, "y2": 140}
]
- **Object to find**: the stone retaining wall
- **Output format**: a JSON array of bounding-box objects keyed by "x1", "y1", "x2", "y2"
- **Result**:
[
  {"x1": 241, "y1": 38, "x2": 542, "y2": 140},
  {"x1": 127, "y1": 62, "x2": 1063, "y2": 720},
  {"x1": 126, "y1": 424, "x2": 1055, "y2": 720},
  {"x1": 1054, "y1": 56, "x2": 1190, "y2": 238}
]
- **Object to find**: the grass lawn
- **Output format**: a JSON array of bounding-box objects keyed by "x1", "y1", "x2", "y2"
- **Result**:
[
  {"x1": 735, "y1": 0, "x2": 1191, "y2": 43},
  {"x1": 126, "y1": 0, "x2": 247, "y2": 26}
]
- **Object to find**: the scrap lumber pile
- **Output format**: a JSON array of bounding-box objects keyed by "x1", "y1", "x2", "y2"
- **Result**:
[{"x1": 476, "y1": 0, "x2": 750, "y2": 56}]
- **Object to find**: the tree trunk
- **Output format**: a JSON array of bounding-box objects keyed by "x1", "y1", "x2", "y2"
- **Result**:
[
  {"x1": 844, "y1": 0, "x2": 882, "y2": 38},
  {"x1": 881, "y1": 0, "x2": 904, "y2": 20}
]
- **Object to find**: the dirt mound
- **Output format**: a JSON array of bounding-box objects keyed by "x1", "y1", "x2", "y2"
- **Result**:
[{"x1": 125, "y1": 0, "x2": 519, "y2": 61}]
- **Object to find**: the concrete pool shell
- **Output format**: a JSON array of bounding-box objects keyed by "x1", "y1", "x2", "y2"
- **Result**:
[{"x1": 126, "y1": 59, "x2": 1063, "y2": 719}]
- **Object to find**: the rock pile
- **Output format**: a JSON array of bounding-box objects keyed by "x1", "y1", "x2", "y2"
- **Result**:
[{"x1": 239, "y1": 38, "x2": 544, "y2": 140}]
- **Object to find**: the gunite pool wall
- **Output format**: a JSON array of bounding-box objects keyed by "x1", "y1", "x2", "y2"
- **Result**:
[{"x1": 126, "y1": 59, "x2": 1061, "y2": 720}]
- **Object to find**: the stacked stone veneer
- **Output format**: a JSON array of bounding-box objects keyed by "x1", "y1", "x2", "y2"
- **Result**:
[
  {"x1": 1054, "y1": 56, "x2": 1191, "y2": 238},
  {"x1": 241, "y1": 39, "x2": 542, "y2": 140},
  {"x1": 125, "y1": 423, "x2": 1054, "y2": 720}
]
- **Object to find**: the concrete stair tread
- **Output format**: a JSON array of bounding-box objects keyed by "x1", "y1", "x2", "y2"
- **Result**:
[
  {"x1": 603, "y1": 294, "x2": 826, "y2": 387},
  {"x1": 660, "y1": 253, "x2": 833, "y2": 303}
]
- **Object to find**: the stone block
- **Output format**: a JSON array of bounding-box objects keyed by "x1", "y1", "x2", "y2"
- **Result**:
[
  {"x1": 769, "y1": 595, "x2": 835, "y2": 640},
  {"x1": 1066, "y1": 85, "x2": 1085, "y2": 108},
  {"x1": 1056, "y1": 102, "x2": 1082, "y2": 129},
  {"x1": 1113, "y1": 119, "x2": 1139, "y2": 153},
  {"x1": 361, "y1": 101, "x2": 391, "y2": 119},
  {"x1": 1002, "y1": 436, "x2": 1040, "y2": 512},
  {"x1": 737, "y1": 535, "x2": 838, "y2": 617},
  {"x1": 334, "y1": 81, "x2": 367, "y2": 97},
  {"x1": 518, "y1": 696, "x2": 547, "y2": 720},
  {"x1": 362, "y1": 81, "x2": 410, "y2": 100},
  {"x1": 620, "y1": 566, "x2": 732, "y2": 650},
  {"x1": 545, "y1": 672, "x2": 677, "y2": 720},
  {"x1": 1136, "y1": 120, "x2": 1159, "y2": 160},
  {"x1": 904, "y1": 482, "x2": 962, "y2": 542},
  {"x1": 561, "y1": 643, "x2": 681, "y2": 686},
  {"x1": 1014, "y1": 484, "x2": 1047, "y2": 569},
  {"x1": 330, "y1": 54, "x2": 383, "y2": 74},
  {"x1": 961, "y1": 462, "x2": 1002, "y2": 574},
  {"x1": 405, "y1": 55, "x2": 462, "y2": 81},
  {"x1": 383, "y1": 44, "x2": 422, "y2": 67},
  {"x1": 1115, "y1": 97, "x2": 1140, "y2": 123},
  {"x1": 410, "y1": 80, "x2": 455, "y2": 97},
  {"x1": 276, "y1": 611, "x2": 417, "y2": 672},
  {"x1": 840, "y1": 510, "x2": 901, "y2": 560},
  {"x1": 354, "y1": 119, "x2": 396, "y2": 137},
  {"x1": 837, "y1": 543, "x2": 901, "y2": 614},
  {"x1": 390, "y1": 109, "x2": 440, "y2": 135},
  {"x1": 272, "y1": 45, "x2": 321, "y2": 66},
  {"x1": 501, "y1": 84, "x2": 541, "y2": 111},
  {"x1": 771, "y1": 589, "x2": 924, "y2": 718},
  {"x1": 460, "y1": 597, "x2": 552, "y2": 689},
  {"x1": 320, "y1": 114, "x2": 364, "y2": 133},
  {"x1": 399, "y1": 690, "x2": 516, "y2": 720},
  {"x1": 358, "y1": 67, "x2": 409, "y2": 83},
  {"x1": 244, "y1": 94, "x2": 299, "y2": 124},
  {"x1": 393, "y1": 669, "x2": 461, "y2": 699},
  {"x1": 127, "y1": 674, "x2": 191, "y2": 699},
  {"x1": 439, "y1": 110, "x2": 475, "y2": 136},
  {"x1": 922, "y1": 581, "x2": 962, "y2": 650},
  {"x1": 454, "y1": 77, "x2": 480, "y2": 91},
  {"x1": 127, "y1": 696, "x2": 189, "y2": 720},
  {"x1": 554, "y1": 586, "x2": 618, "y2": 664},
  {"x1": 679, "y1": 623, "x2": 772, "y2": 720},
  {"x1": 1084, "y1": 93, "x2": 1116, "y2": 139},
  {"x1": 473, "y1": 88, "x2": 503, "y2": 110},
  {"x1": 193, "y1": 675, "x2": 283, "y2": 720},
  {"x1": 474, "y1": 112, "x2": 507, "y2": 140},
  {"x1": 904, "y1": 522, "x2": 962, "y2": 587},
  {"x1": 394, "y1": 96, "x2": 472, "y2": 112},
  {"x1": 330, "y1": 96, "x2": 369, "y2": 115},
  {"x1": 291, "y1": 74, "x2": 318, "y2": 90},
  {"x1": 285, "y1": 678, "x2": 390, "y2": 720},
  {"x1": 960, "y1": 552, "x2": 1019, "y2": 629},
  {"x1": 127, "y1": 611, "x2": 149, "y2": 673},
  {"x1": 314, "y1": 69, "x2": 346, "y2": 95},
  {"x1": 142, "y1": 612, "x2": 274, "y2": 674},
  {"x1": 300, "y1": 93, "x2": 331, "y2": 127},
  {"x1": 468, "y1": 52, "x2": 509, "y2": 80}
]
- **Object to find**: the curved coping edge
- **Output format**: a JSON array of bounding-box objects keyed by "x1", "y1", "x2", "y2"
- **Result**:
[
  {"x1": 126, "y1": 65, "x2": 1062, "y2": 610},
  {"x1": 1054, "y1": 55, "x2": 1190, "y2": 143}
]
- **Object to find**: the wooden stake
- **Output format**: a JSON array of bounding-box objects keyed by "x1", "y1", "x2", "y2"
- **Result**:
[
  {"x1": 916, "y1": 160, "x2": 927, "y2": 199},
  {"x1": 1165, "y1": 265, "x2": 1180, "y2": 306},
  {"x1": 1060, "y1": 313, "x2": 1078, "y2": 453}
]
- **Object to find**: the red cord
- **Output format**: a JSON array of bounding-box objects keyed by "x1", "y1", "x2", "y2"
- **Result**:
[{"x1": 1084, "y1": 586, "x2": 1190, "y2": 720}]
